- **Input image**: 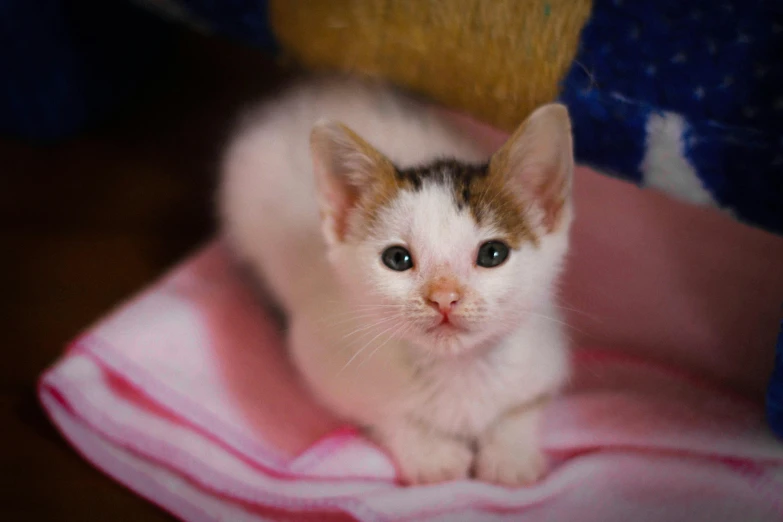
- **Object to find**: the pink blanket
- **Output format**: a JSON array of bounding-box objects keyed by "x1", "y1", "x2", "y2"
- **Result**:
[{"x1": 39, "y1": 118, "x2": 783, "y2": 520}]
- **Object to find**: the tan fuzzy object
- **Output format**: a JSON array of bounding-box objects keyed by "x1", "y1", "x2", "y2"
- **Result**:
[{"x1": 269, "y1": 0, "x2": 592, "y2": 131}]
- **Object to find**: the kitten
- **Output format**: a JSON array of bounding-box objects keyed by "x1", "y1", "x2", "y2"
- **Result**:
[{"x1": 219, "y1": 77, "x2": 574, "y2": 486}]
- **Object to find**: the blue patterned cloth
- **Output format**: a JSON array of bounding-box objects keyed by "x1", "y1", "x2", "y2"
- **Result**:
[{"x1": 560, "y1": 0, "x2": 783, "y2": 235}]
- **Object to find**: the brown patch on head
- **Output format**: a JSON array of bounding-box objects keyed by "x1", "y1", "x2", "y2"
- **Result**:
[
  {"x1": 462, "y1": 165, "x2": 538, "y2": 249},
  {"x1": 347, "y1": 170, "x2": 405, "y2": 240},
  {"x1": 345, "y1": 156, "x2": 538, "y2": 247},
  {"x1": 394, "y1": 159, "x2": 536, "y2": 248}
]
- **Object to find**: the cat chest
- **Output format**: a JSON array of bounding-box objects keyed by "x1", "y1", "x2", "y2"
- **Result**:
[{"x1": 408, "y1": 362, "x2": 513, "y2": 437}]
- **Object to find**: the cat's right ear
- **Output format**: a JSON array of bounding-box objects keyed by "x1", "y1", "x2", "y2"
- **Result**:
[
  {"x1": 489, "y1": 104, "x2": 574, "y2": 234},
  {"x1": 310, "y1": 120, "x2": 394, "y2": 244}
]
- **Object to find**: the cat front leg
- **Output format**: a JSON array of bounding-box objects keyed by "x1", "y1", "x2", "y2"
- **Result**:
[
  {"x1": 368, "y1": 419, "x2": 473, "y2": 485},
  {"x1": 475, "y1": 396, "x2": 549, "y2": 486}
]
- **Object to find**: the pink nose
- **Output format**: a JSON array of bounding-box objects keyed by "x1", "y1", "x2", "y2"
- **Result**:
[{"x1": 426, "y1": 289, "x2": 461, "y2": 314}]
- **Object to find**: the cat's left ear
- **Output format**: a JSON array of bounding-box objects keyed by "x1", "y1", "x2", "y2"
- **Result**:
[
  {"x1": 310, "y1": 120, "x2": 395, "y2": 244},
  {"x1": 489, "y1": 104, "x2": 574, "y2": 233}
]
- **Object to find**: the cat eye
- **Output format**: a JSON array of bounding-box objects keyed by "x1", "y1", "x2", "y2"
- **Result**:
[
  {"x1": 476, "y1": 241, "x2": 510, "y2": 268},
  {"x1": 381, "y1": 246, "x2": 414, "y2": 271}
]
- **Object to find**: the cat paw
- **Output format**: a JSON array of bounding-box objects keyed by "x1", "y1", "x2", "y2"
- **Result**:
[
  {"x1": 475, "y1": 405, "x2": 548, "y2": 486},
  {"x1": 475, "y1": 439, "x2": 547, "y2": 486},
  {"x1": 396, "y1": 436, "x2": 473, "y2": 485},
  {"x1": 375, "y1": 423, "x2": 473, "y2": 485}
]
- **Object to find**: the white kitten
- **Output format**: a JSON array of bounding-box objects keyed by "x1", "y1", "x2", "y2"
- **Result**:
[{"x1": 219, "y1": 77, "x2": 574, "y2": 486}]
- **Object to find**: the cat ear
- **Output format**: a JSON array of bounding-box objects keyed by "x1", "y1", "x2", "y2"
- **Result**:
[
  {"x1": 489, "y1": 104, "x2": 574, "y2": 233},
  {"x1": 310, "y1": 120, "x2": 394, "y2": 244}
]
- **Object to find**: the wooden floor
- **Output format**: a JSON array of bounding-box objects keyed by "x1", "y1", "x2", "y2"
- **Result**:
[{"x1": 1, "y1": 32, "x2": 288, "y2": 521}]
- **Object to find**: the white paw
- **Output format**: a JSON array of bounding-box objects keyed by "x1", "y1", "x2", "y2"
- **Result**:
[
  {"x1": 386, "y1": 430, "x2": 473, "y2": 485},
  {"x1": 475, "y1": 406, "x2": 548, "y2": 486},
  {"x1": 475, "y1": 439, "x2": 547, "y2": 486}
]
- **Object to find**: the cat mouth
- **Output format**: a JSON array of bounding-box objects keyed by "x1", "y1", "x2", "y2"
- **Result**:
[{"x1": 425, "y1": 316, "x2": 467, "y2": 334}]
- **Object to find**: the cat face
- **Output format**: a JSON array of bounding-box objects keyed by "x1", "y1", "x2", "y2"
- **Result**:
[{"x1": 311, "y1": 105, "x2": 574, "y2": 356}]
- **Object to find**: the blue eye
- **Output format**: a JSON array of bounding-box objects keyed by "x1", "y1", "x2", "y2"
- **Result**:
[
  {"x1": 382, "y1": 246, "x2": 414, "y2": 271},
  {"x1": 477, "y1": 241, "x2": 510, "y2": 268}
]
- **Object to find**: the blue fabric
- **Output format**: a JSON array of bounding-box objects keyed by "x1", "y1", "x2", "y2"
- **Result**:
[
  {"x1": 560, "y1": 0, "x2": 783, "y2": 235},
  {"x1": 0, "y1": 0, "x2": 173, "y2": 142},
  {"x1": 559, "y1": 84, "x2": 650, "y2": 184},
  {"x1": 768, "y1": 320, "x2": 783, "y2": 439},
  {"x1": 172, "y1": 0, "x2": 277, "y2": 52}
]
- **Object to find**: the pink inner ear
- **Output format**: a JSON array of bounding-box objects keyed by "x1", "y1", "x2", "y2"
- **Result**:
[
  {"x1": 502, "y1": 158, "x2": 571, "y2": 233},
  {"x1": 312, "y1": 147, "x2": 357, "y2": 243},
  {"x1": 540, "y1": 194, "x2": 566, "y2": 232},
  {"x1": 521, "y1": 163, "x2": 570, "y2": 232},
  {"x1": 321, "y1": 183, "x2": 360, "y2": 242}
]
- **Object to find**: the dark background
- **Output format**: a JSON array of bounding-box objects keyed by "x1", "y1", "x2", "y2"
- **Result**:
[{"x1": 2, "y1": 30, "x2": 288, "y2": 521}]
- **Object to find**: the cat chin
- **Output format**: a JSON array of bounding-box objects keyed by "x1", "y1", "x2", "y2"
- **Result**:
[{"x1": 406, "y1": 328, "x2": 491, "y2": 359}]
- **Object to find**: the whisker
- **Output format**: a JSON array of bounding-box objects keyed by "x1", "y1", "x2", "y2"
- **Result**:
[
  {"x1": 323, "y1": 300, "x2": 404, "y2": 309},
  {"x1": 315, "y1": 314, "x2": 380, "y2": 329},
  {"x1": 321, "y1": 311, "x2": 394, "y2": 327},
  {"x1": 339, "y1": 313, "x2": 404, "y2": 341},
  {"x1": 337, "y1": 321, "x2": 403, "y2": 375},
  {"x1": 348, "y1": 303, "x2": 407, "y2": 309},
  {"x1": 356, "y1": 321, "x2": 410, "y2": 369},
  {"x1": 509, "y1": 310, "x2": 596, "y2": 339},
  {"x1": 319, "y1": 304, "x2": 406, "y2": 321},
  {"x1": 554, "y1": 303, "x2": 601, "y2": 321}
]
